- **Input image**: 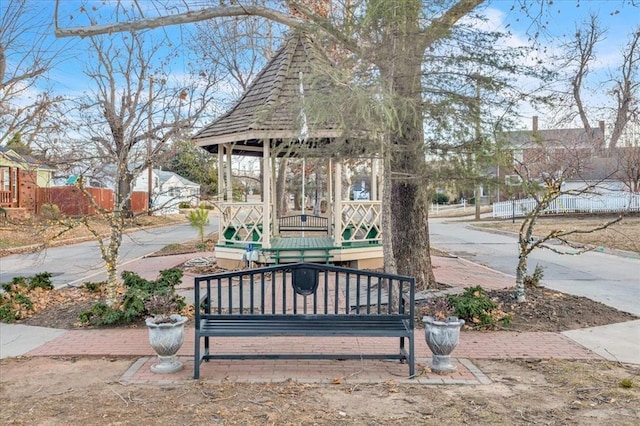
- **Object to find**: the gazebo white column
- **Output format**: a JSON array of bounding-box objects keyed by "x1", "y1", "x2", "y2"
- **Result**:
[
  {"x1": 217, "y1": 148, "x2": 224, "y2": 203},
  {"x1": 271, "y1": 148, "x2": 278, "y2": 235},
  {"x1": 333, "y1": 160, "x2": 343, "y2": 247},
  {"x1": 371, "y1": 158, "x2": 378, "y2": 201},
  {"x1": 225, "y1": 144, "x2": 233, "y2": 202},
  {"x1": 262, "y1": 141, "x2": 271, "y2": 248},
  {"x1": 327, "y1": 158, "x2": 333, "y2": 237}
]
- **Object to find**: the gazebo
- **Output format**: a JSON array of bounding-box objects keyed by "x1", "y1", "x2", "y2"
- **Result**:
[{"x1": 193, "y1": 31, "x2": 382, "y2": 270}]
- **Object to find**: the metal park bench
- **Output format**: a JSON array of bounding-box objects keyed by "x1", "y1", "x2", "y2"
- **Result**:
[
  {"x1": 193, "y1": 263, "x2": 416, "y2": 379},
  {"x1": 278, "y1": 214, "x2": 329, "y2": 234}
]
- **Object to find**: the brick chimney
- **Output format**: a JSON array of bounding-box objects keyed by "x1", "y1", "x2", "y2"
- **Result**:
[
  {"x1": 598, "y1": 120, "x2": 606, "y2": 151},
  {"x1": 532, "y1": 115, "x2": 538, "y2": 132}
]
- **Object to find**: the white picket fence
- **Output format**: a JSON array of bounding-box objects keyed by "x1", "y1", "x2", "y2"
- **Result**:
[
  {"x1": 492, "y1": 193, "x2": 640, "y2": 219},
  {"x1": 429, "y1": 200, "x2": 468, "y2": 215}
]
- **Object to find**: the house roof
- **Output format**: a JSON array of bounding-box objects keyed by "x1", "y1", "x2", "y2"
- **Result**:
[
  {"x1": 0, "y1": 146, "x2": 55, "y2": 170},
  {"x1": 155, "y1": 169, "x2": 199, "y2": 188},
  {"x1": 0, "y1": 146, "x2": 20, "y2": 162},
  {"x1": 501, "y1": 127, "x2": 605, "y2": 150},
  {"x1": 192, "y1": 31, "x2": 343, "y2": 156},
  {"x1": 574, "y1": 155, "x2": 618, "y2": 181}
]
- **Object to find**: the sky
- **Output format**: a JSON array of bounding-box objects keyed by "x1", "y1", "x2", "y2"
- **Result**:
[
  {"x1": 473, "y1": 0, "x2": 639, "y2": 129},
  {"x1": 6, "y1": 0, "x2": 640, "y2": 135}
]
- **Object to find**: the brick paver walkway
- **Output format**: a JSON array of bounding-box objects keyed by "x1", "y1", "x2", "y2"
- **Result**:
[
  {"x1": 27, "y1": 329, "x2": 599, "y2": 361},
  {"x1": 432, "y1": 256, "x2": 515, "y2": 290},
  {"x1": 27, "y1": 327, "x2": 600, "y2": 385}
]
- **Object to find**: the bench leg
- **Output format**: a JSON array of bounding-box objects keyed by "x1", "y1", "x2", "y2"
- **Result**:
[
  {"x1": 408, "y1": 335, "x2": 415, "y2": 377},
  {"x1": 399, "y1": 336, "x2": 415, "y2": 378},
  {"x1": 194, "y1": 334, "x2": 200, "y2": 379}
]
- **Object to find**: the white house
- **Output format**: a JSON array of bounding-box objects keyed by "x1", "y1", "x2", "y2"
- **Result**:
[{"x1": 134, "y1": 168, "x2": 200, "y2": 214}]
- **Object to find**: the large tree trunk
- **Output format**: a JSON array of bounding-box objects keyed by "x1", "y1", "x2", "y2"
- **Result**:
[
  {"x1": 382, "y1": 0, "x2": 436, "y2": 290},
  {"x1": 391, "y1": 174, "x2": 437, "y2": 290}
]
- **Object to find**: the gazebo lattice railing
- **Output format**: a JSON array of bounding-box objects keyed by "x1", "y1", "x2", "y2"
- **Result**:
[{"x1": 219, "y1": 200, "x2": 381, "y2": 248}]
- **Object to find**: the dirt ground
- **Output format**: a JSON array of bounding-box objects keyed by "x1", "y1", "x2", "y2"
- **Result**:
[
  {"x1": 476, "y1": 214, "x2": 640, "y2": 253},
  {"x1": 1, "y1": 357, "x2": 638, "y2": 425}
]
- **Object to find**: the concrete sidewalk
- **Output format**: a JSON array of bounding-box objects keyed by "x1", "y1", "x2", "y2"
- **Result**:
[{"x1": 1, "y1": 251, "x2": 637, "y2": 385}]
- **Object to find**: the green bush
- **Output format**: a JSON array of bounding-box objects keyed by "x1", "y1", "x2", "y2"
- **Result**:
[
  {"x1": 0, "y1": 273, "x2": 54, "y2": 322},
  {"x1": 83, "y1": 281, "x2": 104, "y2": 292},
  {"x1": 432, "y1": 193, "x2": 449, "y2": 204},
  {"x1": 448, "y1": 286, "x2": 511, "y2": 329},
  {"x1": 78, "y1": 268, "x2": 186, "y2": 327},
  {"x1": 178, "y1": 201, "x2": 191, "y2": 209},
  {"x1": 29, "y1": 272, "x2": 54, "y2": 290},
  {"x1": 77, "y1": 302, "x2": 125, "y2": 326}
]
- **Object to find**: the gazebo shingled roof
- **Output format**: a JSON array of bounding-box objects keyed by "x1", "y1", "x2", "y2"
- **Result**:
[{"x1": 193, "y1": 31, "x2": 342, "y2": 156}]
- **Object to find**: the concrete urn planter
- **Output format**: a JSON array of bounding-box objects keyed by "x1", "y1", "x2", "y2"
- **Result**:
[
  {"x1": 146, "y1": 314, "x2": 188, "y2": 374},
  {"x1": 423, "y1": 316, "x2": 465, "y2": 374}
]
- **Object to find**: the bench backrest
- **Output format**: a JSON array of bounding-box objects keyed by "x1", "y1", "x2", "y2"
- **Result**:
[
  {"x1": 195, "y1": 263, "x2": 414, "y2": 323},
  {"x1": 278, "y1": 214, "x2": 328, "y2": 232}
]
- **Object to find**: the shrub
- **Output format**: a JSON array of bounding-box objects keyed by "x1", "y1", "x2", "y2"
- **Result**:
[
  {"x1": 178, "y1": 201, "x2": 191, "y2": 209},
  {"x1": 448, "y1": 286, "x2": 511, "y2": 329},
  {"x1": 28, "y1": 272, "x2": 54, "y2": 290},
  {"x1": 524, "y1": 264, "x2": 544, "y2": 288},
  {"x1": 432, "y1": 193, "x2": 449, "y2": 204},
  {"x1": 78, "y1": 268, "x2": 186, "y2": 326},
  {"x1": 83, "y1": 281, "x2": 104, "y2": 292},
  {"x1": 0, "y1": 273, "x2": 54, "y2": 322},
  {"x1": 41, "y1": 203, "x2": 61, "y2": 220},
  {"x1": 77, "y1": 302, "x2": 125, "y2": 326}
]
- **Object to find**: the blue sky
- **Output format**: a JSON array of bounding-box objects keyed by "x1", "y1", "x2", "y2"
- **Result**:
[{"x1": 8, "y1": 1, "x2": 640, "y2": 132}]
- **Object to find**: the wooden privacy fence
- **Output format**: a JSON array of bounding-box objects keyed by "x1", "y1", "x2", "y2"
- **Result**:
[
  {"x1": 37, "y1": 187, "x2": 147, "y2": 216},
  {"x1": 493, "y1": 193, "x2": 640, "y2": 219}
]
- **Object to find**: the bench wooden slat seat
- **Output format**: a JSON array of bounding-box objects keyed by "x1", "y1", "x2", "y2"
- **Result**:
[{"x1": 194, "y1": 263, "x2": 415, "y2": 379}]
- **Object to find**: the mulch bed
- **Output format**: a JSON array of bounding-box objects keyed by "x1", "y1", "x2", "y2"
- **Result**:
[{"x1": 15, "y1": 283, "x2": 637, "y2": 333}]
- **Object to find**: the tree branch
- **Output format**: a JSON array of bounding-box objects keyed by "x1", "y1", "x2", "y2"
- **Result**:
[
  {"x1": 54, "y1": 4, "x2": 305, "y2": 38},
  {"x1": 418, "y1": 0, "x2": 486, "y2": 52}
]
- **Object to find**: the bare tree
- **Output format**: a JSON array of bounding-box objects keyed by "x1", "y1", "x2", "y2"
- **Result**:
[
  {"x1": 512, "y1": 137, "x2": 621, "y2": 302},
  {"x1": 610, "y1": 29, "x2": 640, "y2": 148},
  {"x1": 69, "y1": 23, "x2": 217, "y2": 305},
  {"x1": 0, "y1": 0, "x2": 68, "y2": 151},
  {"x1": 556, "y1": 15, "x2": 640, "y2": 149}
]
